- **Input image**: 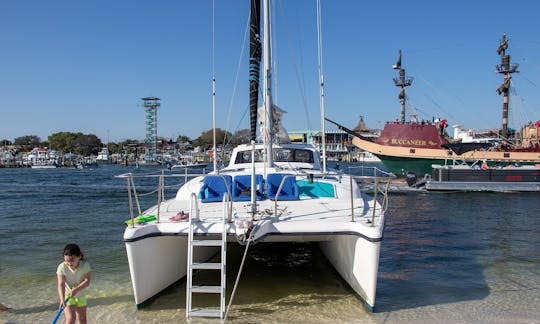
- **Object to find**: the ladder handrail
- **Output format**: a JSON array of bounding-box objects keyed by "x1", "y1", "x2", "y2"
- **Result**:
[
  {"x1": 220, "y1": 193, "x2": 228, "y2": 316},
  {"x1": 189, "y1": 192, "x2": 199, "y2": 221},
  {"x1": 186, "y1": 192, "x2": 228, "y2": 319}
]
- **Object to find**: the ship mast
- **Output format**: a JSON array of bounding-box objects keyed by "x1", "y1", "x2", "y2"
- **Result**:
[
  {"x1": 392, "y1": 50, "x2": 413, "y2": 123},
  {"x1": 496, "y1": 34, "x2": 519, "y2": 140}
]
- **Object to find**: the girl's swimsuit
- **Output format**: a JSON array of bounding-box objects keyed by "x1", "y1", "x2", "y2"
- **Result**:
[{"x1": 57, "y1": 260, "x2": 91, "y2": 307}]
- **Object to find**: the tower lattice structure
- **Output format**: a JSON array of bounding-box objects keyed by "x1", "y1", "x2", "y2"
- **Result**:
[{"x1": 142, "y1": 97, "x2": 161, "y2": 161}]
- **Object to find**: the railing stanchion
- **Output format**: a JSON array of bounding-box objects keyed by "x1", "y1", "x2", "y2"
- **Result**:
[
  {"x1": 189, "y1": 193, "x2": 199, "y2": 221},
  {"x1": 127, "y1": 174, "x2": 135, "y2": 228},
  {"x1": 274, "y1": 175, "x2": 295, "y2": 221},
  {"x1": 371, "y1": 177, "x2": 378, "y2": 226},
  {"x1": 350, "y1": 175, "x2": 354, "y2": 222},
  {"x1": 157, "y1": 174, "x2": 163, "y2": 223},
  {"x1": 130, "y1": 176, "x2": 142, "y2": 216}
]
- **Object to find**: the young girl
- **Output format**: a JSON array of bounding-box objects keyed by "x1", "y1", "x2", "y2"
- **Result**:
[{"x1": 56, "y1": 243, "x2": 91, "y2": 324}]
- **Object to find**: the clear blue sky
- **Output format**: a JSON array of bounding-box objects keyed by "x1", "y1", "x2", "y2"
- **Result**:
[{"x1": 1, "y1": 0, "x2": 539, "y2": 143}]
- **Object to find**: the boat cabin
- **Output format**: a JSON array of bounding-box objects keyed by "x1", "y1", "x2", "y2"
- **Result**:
[{"x1": 224, "y1": 143, "x2": 322, "y2": 171}]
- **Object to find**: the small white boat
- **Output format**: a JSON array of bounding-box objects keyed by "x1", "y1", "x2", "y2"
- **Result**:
[
  {"x1": 96, "y1": 147, "x2": 111, "y2": 164},
  {"x1": 30, "y1": 164, "x2": 57, "y2": 169}
]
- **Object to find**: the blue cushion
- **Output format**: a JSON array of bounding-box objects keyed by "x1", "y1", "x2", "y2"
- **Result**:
[
  {"x1": 199, "y1": 175, "x2": 232, "y2": 202},
  {"x1": 232, "y1": 174, "x2": 264, "y2": 201},
  {"x1": 266, "y1": 173, "x2": 299, "y2": 201}
]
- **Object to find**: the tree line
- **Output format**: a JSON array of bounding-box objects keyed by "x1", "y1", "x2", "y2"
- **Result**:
[{"x1": 1, "y1": 128, "x2": 252, "y2": 156}]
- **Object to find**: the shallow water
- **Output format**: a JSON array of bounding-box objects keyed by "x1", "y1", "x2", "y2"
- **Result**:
[{"x1": 0, "y1": 164, "x2": 539, "y2": 323}]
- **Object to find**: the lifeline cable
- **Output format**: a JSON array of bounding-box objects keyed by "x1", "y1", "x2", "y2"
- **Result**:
[{"x1": 223, "y1": 223, "x2": 258, "y2": 323}]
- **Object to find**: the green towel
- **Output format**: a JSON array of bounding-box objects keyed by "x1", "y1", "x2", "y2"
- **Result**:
[{"x1": 125, "y1": 215, "x2": 157, "y2": 225}]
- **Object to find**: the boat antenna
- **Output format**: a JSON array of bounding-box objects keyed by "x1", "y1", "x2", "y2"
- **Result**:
[
  {"x1": 495, "y1": 33, "x2": 519, "y2": 140},
  {"x1": 392, "y1": 49, "x2": 413, "y2": 123},
  {"x1": 212, "y1": 0, "x2": 218, "y2": 172},
  {"x1": 316, "y1": 0, "x2": 327, "y2": 174}
]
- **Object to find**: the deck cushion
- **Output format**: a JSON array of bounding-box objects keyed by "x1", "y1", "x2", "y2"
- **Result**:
[
  {"x1": 232, "y1": 174, "x2": 265, "y2": 201},
  {"x1": 199, "y1": 175, "x2": 232, "y2": 203},
  {"x1": 266, "y1": 173, "x2": 300, "y2": 201},
  {"x1": 297, "y1": 180, "x2": 335, "y2": 198}
]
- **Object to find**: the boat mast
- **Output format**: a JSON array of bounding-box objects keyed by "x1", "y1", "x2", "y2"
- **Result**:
[
  {"x1": 262, "y1": 0, "x2": 274, "y2": 167},
  {"x1": 249, "y1": 0, "x2": 262, "y2": 142},
  {"x1": 249, "y1": 0, "x2": 262, "y2": 215},
  {"x1": 212, "y1": 0, "x2": 217, "y2": 172},
  {"x1": 392, "y1": 50, "x2": 413, "y2": 123},
  {"x1": 316, "y1": 0, "x2": 327, "y2": 174},
  {"x1": 496, "y1": 33, "x2": 519, "y2": 140}
]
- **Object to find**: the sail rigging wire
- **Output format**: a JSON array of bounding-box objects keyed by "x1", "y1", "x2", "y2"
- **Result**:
[
  {"x1": 515, "y1": 72, "x2": 538, "y2": 88},
  {"x1": 275, "y1": 0, "x2": 312, "y2": 130},
  {"x1": 223, "y1": 11, "x2": 252, "y2": 146},
  {"x1": 413, "y1": 72, "x2": 462, "y2": 121}
]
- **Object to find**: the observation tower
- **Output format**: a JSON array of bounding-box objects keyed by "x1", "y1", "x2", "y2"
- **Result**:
[{"x1": 142, "y1": 97, "x2": 160, "y2": 162}]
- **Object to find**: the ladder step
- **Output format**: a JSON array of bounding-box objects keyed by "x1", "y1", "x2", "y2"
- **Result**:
[
  {"x1": 188, "y1": 308, "x2": 222, "y2": 318},
  {"x1": 191, "y1": 285, "x2": 221, "y2": 293},
  {"x1": 192, "y1": 262, "x2": 222, "y2": 270},
  {"x1": 193, "y1": 239, "x2": 222, "y2": 247}
]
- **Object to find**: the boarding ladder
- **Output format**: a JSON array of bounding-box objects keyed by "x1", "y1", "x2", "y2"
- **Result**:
[{"x1": 186, "y1": 192, "x2": 228, "y2": 319}]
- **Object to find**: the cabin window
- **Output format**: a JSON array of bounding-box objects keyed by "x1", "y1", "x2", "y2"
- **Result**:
[
  {"x1": 234, "y1": 148, "x2": 314, "y2": 164},
  {"x1": 274, "y1": 149, "x2": 313, "y2": 163},
  {"x1": 274, "y1": 149, "x2": 292, "y2": 162},
  {"x1": 293, "y1": 150, "x2": 313, "y2": 163},
  {"x1": 234, "y1": 149, "x2": 267, "y2": 163}
]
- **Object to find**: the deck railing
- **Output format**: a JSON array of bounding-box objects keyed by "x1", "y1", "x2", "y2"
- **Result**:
[
  {"x1": 116, "y1": 169, "x2": 206, "y2": 227},
  {"x1": 350, "y1": 166, "x2": 394, "y2": 224}
]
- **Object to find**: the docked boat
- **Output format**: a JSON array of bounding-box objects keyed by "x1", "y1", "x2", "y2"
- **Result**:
[
  {"x1": 26, "y1": 147, "x2": 59, "y2": 168},
  {"x1": 118, "y1": 0, "x2": 389, "y2": 319},
  {"x1": 169, "y1": 161, "x2": 209, "y2": 171},
  {"x1": 95, "y1": 147, "x2": 111, "y2": 164},
  {"x1": 328, "y1": 35, "x2": 540, "y2": 179},
  {"x1": 425, "y1": 163, "x2": 540, "y2": 192}
]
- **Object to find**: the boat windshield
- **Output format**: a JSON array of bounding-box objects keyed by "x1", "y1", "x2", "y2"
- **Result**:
[{"x1": 234, "y1": 148, "x2": 314, "y2": 164}]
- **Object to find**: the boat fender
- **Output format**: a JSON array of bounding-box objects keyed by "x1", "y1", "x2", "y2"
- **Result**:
[{"x1": 405, "y1": 172, "x2": 417, "y2": 187}]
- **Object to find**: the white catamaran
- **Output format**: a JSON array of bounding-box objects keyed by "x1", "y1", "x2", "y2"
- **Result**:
[{"x1": 119, "y1": 0, "x2": 389, "y2": 319}]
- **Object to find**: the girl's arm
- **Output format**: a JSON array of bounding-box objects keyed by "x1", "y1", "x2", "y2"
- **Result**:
[
  {"x1": 70, "y1": 272, "x2": 91, "y2": 297},
  {"x1": 57, "y1": 274, "x2": 67, "y2": 306}
]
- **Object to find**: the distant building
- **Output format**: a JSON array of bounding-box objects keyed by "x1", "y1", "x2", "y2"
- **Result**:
[{"x1": 289, "y1": 117, "x2": 380, "y2": 162}]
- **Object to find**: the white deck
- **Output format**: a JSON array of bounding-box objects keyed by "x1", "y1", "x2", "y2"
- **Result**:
[{"x1": 124, "y1": 195, "x2": 383, "y2": 242}]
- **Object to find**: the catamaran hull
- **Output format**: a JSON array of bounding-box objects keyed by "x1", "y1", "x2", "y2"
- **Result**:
[
  {"x1": 319, "y1": 235, "x2": 381, "y2": 311},
  {"x1": 125, "y1": 235, "x2": 218, "y2": 307},
  {"x1": 125, "y1": 232, "x2": 382, "y2": 310}
]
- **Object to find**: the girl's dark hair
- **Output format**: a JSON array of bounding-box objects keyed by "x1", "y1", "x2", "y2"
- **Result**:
[{"x1": 63, "y1": 243, "x2": 85, "y2": 260}]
